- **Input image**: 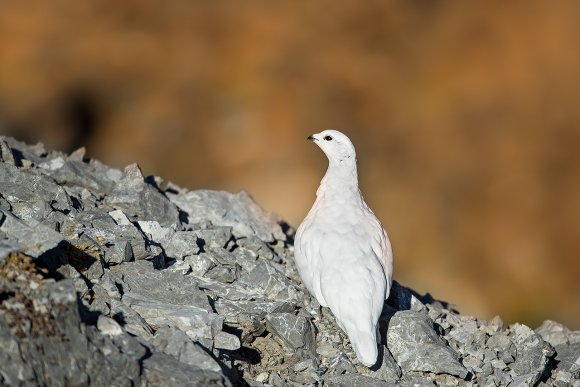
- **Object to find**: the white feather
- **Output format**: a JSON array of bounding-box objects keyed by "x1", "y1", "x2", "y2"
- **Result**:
[{"x1": 295, "y1": 129, "x2": 393, "y2": 367}]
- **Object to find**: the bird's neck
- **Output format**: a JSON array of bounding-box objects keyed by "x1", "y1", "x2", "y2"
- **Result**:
[{"x1": 317, "y1": 158, "x2": 360, "y2": 197}]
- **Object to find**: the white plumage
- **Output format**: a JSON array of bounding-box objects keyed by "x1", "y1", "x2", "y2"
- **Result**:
[{"x1": 294, "y1": 129, "x2": 393, "y2": 367}]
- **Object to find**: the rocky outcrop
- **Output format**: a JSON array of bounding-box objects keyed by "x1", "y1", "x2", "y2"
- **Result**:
[{"x1": 0, "y1": 136, "x2": 578, "y2": 386}]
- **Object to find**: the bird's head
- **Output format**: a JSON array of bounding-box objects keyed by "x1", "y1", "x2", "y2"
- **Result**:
[{"x1": 307, "y1": 129, "x2": 356, "y2": 164}]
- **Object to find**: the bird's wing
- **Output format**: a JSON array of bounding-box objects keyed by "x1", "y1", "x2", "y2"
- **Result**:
[
  {"x1": 362, "y1": 206, "x2": 393, "y2": 297},
  {"x1": 294, "y1": 214, "x2": 329, "y2": 306}
]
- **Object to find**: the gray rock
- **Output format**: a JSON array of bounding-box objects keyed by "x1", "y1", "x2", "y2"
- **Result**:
[
  {"x1": 0, "y1": 278, "x2": 146, "y2": 386},
  {"x1": 97, "y1": 315, "x2": 124, "y2": 336},
  {"x1": 113, "y1": 260, "x2": 210, "y2": 308},
  {"x1": 165, "y1": 231, "x2": 200, "y2": 259},
  {"x1": 0, "y1": 162, "x2": 73, "y2": 221},
  {"x1": 137, "y1": 221, "x2": 200, "y2": 261},
  {"x1": 190, "y1": 226, "x2": 233, "y2": 250},
  {"x1": 550, "y1": 371, "x2": 573, "y2": 387},
  {"x1": 509, "y1": 323, "x2": 554, "y2": 383},
  {"x1": 149, "y1": 244, "x2": 166, "y2": 268},
  {"x1": 214, "y1": 331, "x2": 241, "y2": 351},
  {"x1": 487, "y1": 332, "x2": 513, "y2": 351},
  {"x1": 0, "y1": 210, "x2": 63, "y2": 257},
  {"x1": 42, "y1": 158, "x2": 121, "y2": 195},
  {"x1": 397, "y1": 374, "x2": 437, "y2": 386},
  {"x1": 387, "y1": 310, "x2": 469, "y2": 378},
  {"x1": 236, "y1": 236, "x2": 278, "y2": 261},
  {"x1": 109, "y1": 209, "x2": 132, "y2": 225},
  {"x1": 0, "y1": 138, "x2": 16, "y2": 165},
  {"x1": 508, "y1": 372, "x2": 539, "y2": 386},
  {"x1": 199, "y1": 247, "x2": 242, "y2": 283},
  {"x1": 105, "y1": 163, "x2": 179, "y2": 226},
  {"x1": 213, "y1": 298, "x2": 294, "y2": 324},
  {"x1": 110, "y1": 300, "x2": 155, "y2": 339},
  {"x1": 186, "y1": 253, "x2": 214, "y2": 277},
  {"x1": 237, "y1": 260, "x2": 299, "y2": 302},
  {"x1": 327, "y1": 352, "x2": 357, "y2": 374},
  {"x1": 266, "y1": 313, "x2": 315, "y2": 352},
  {"x1": 367, "y1": 347, "x2": 402, "y2": 382},
  {"x1": 536, "y1": 320, "x2": 573, "y2": 347},
  {"x1": 325, "y1": 374, "x2": 395, "y2": 387},
  {"x1": 554, "y1": 342, "x2": 580, "y2": 374},
  {"x1": 167, "y1": 189, "x2": 285, "y2": 242},
  {"x1": 141, "y1": 352, "x2": 231, "y2": 387},
  {"x1": 122, "y1": 292, "x2": 223, "y2": 342},
  {"x1": 76, "y1": 208, "x2": 148, "y2": 263},
  {"x1": 1, "y1": 136, "x2": 52, "y2": 165},
  {"x1": 231, "y1": 245, "x2": 260, "y2": 272},
  {"x1": 150, "y1": 326, "x2": 222, "y2": 373}
]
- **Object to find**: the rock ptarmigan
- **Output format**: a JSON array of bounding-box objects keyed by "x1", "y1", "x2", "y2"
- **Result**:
[{"x1": 294, "y1": 129, "x2": 393, "y2": 367}]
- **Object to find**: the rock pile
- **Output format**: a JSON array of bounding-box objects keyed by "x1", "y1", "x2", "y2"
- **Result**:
[{"x1": 0, "y1": 136, "x2": 578, "y2": 386}]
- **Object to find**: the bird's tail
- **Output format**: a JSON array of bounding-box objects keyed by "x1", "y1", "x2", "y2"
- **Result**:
[{"x1": 345, "y1": 325, "x2": 379, "y2": 367}]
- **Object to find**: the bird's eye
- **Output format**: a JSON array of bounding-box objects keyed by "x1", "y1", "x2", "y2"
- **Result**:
[{"x1": 324, "y1": 135, "x2": 333, "y2": 141}]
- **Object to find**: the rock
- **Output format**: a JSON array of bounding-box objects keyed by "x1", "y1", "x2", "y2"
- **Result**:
[
  {"x1": 97, "y1": 315, "x2": 124, "y2": 336},
  {"x1": 214, "y1": 331, "x2": 241, "y2": 351},
  {"x1": 109, "y1": 300, "x2": 155, "y2": 339},
  {"x1": 536, "y1": 320, "x2": 573, "y2": 347},
  {"x1": 368, "y1": 347, "x2": 402, "y2": 382},
  {"x1": 167, "y1": 189, "x2": 285, "y2": 242},
  {"x1": 0, "y1": 278, "x2": 145, "y2": 386},
  {"x1": 387, "y1": 310, "x2": 469, "y2": 379},
  {"x1": 150, "y1": 326, "x2": 222, "y2": 373},
  {"x1": 113, "y1": 260, "x2": 210, "y2": 308},
  {"x1": 0, "y1": 210, "x2": 63, "y2": 257},
  {"x1": 487, "y1": 332, "x2": 513, "y2": 351},
  {"x1": 42, "y1": 158, "x2": 121, "y2": 195},
  {"x1": 189, "y1": 226, "x2": 233, "y2": 250},
  {"x1": 325, "y1": 374, "x2": 393, "y2": 387},
  {"x1": 141, "y1": 352, "x2": 231, "y2": 387},
  {"x1": 213, "y1": 298, "x2": 294, "y2": 326},
  {"x1": 109, "y1": 209, "x2": 132, "y2": 226},
  {"x1": 554, "y1": 342, "x2": 580, "y2": 374},
  {"x1": 121, "y1": 291, "x2": 223, "y2": 342},
  {"x1": 508, "y1": 372, "x2": 540, "y2": 386},
  {"x1": 327, "y1": 352, "x2": 357, "y2": 374},
  {"x1": 105, "y1": 163, "x2": 180, "y2": 226},
  {"x1": 397, "y1": 375, "x2": 437, "y2": 386},
  {"x1": 508, "y1": 323, "x2": 554, "y2": 384},
  {"x1": 137, "y1": 220, "x2": 199, "y2": 260},
  {"x1": 1, "y1": 136, "x2": 51, "y2": 166},
  {"x1": 237, "y1": 260, "x2": 299, "y2": 302},
  {"x1": 186, "y1": 253, "x2": 214, "y2": 277},
  {"x1": 265, "y1": 313, "x2": 315, "y2": 353},
  {"x1": 0, "y1": 138, "x2": 16, "y2": 165},
  {"x1": 0, "y1": 162, "x2": 73, "y2": 222},
  {"x1": 255, "y1": 372, "x2": 269, "y2": 383}
]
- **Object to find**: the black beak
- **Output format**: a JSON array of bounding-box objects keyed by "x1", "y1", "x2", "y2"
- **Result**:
[{"x1": 307, "y1": 135, "x2": 316, "y2": 141}]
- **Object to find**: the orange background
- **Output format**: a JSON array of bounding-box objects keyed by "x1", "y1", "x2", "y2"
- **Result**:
[{"x1": 1, "y1": 1, "x2": 579, "y2": 329}]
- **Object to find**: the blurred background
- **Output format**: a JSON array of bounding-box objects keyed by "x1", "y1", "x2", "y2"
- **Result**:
[{"x1": 1, "y1": 1, "x2": 578, "y2": 329}]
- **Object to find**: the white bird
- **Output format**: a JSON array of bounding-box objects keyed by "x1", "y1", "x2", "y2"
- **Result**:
[{"x1": 294, "y1": 129, "x2": 393, "y2": 367}]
